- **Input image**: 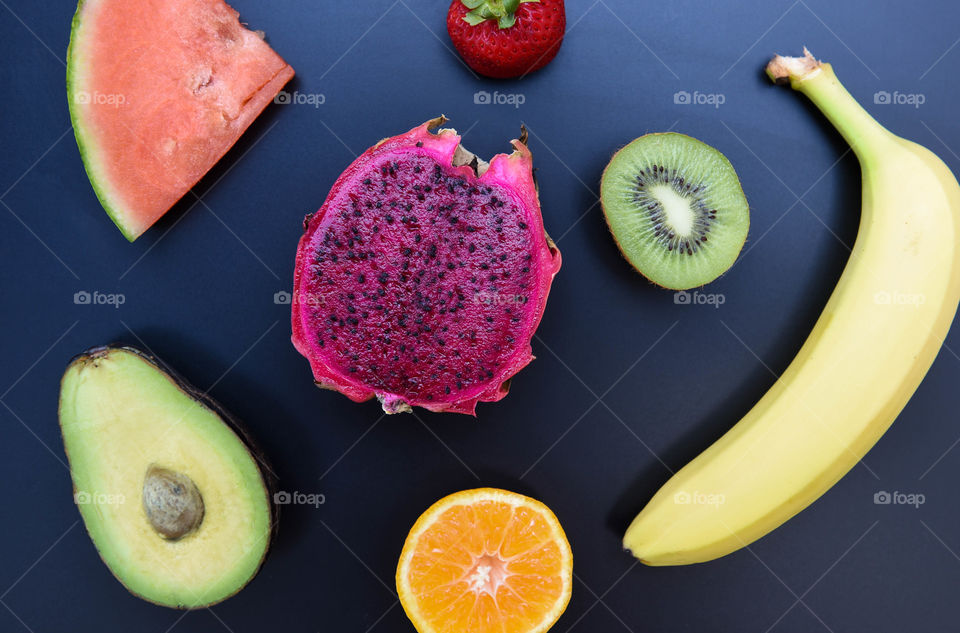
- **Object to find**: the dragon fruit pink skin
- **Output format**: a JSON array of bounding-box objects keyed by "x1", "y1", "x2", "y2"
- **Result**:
[{"x1": 291, "y1": 117, "x2": 561, "y2": 415}]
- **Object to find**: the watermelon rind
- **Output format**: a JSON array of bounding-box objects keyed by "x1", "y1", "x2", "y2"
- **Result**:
[{"x1": 67, "y1": 0, "x2": 140, "y2": 241}]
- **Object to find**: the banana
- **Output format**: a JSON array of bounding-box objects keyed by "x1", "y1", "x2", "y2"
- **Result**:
[{"x1": 624, "y1": 49, "x2": 960, "y2": 566}]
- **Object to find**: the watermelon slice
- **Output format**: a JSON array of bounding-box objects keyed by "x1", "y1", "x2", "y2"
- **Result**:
[{"x1": 67, "y1": 0, "x2": 295, "y2": 241}]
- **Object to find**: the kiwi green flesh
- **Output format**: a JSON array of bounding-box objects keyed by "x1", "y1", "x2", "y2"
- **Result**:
[{"x1": 601, "y1": 133, "x2": 749, "y2": 290}]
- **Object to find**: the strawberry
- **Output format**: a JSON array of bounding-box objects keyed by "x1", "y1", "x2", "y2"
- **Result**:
[{"x1": 447, "y1": 0, "x2": 566, "y2": 79}]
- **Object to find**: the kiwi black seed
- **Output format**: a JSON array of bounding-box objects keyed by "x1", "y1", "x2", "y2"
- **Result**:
[{"x1": 600, "y1": 132, "x2": 749, "y2": 290}]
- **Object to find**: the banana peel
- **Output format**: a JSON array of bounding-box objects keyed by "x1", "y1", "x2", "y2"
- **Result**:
[{"x1": 624, "y1": 49, "x2": 960, "y2": 566}]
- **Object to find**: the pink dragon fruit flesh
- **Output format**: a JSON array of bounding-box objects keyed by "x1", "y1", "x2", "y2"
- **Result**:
[{"x1": 291, "y1": 117, "x2": 561, "y2": 415}]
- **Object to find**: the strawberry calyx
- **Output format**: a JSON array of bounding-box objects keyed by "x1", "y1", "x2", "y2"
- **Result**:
[{"x1": 461, "y1": 0, "x2": 539, "y2": 29}]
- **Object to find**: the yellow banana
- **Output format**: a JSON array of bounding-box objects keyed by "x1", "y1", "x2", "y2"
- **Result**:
[{"x1": 624, "y1": 49, "x2": 960, "y2": 565}]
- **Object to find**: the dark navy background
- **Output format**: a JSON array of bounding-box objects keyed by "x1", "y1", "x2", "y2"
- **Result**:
[{"x1": 3, "y1": 1, "x2": 960, "y2": 631}]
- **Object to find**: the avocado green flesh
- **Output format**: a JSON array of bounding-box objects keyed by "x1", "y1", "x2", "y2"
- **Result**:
[{"x1": 59, "y1": 348, "x2": 271, "y2": 609}]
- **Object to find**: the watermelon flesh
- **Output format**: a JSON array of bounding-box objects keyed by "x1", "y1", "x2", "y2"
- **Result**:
[{"x1": 67, "y1": 0, "x2": 294, "y2": 240}]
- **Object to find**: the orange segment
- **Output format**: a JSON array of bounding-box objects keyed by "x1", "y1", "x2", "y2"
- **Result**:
[{"x1": 397, "y1": 488, "x2": 572, "y2": 633}]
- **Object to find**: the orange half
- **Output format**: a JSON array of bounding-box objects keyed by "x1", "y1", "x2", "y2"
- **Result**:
[{"x1": 397, "y1": 488, "x2": 573, "y2": 633}]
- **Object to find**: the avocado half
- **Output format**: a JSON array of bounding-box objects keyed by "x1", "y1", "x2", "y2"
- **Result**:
[{"x1": 58, "y1": 344, "x2": 277, "y2": 609}]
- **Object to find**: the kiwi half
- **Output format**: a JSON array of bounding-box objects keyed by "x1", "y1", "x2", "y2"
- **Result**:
[{"x1": 600, "y1": 133, "x2": 749, "y2": 290}]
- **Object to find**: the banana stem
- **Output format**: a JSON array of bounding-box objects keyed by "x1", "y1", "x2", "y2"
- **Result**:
[{"x1": 767, "y1": 49, "x2": 894, "y2": 160}]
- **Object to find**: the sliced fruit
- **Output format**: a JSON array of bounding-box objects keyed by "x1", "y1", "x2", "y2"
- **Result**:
[
  {"x1": 59, "y1": 345, "x2": 276, "y2": 608},
  {"x1": 601, "y1": 133, "x2": 750, "y2": 289},
  {"x1": 67, "y1": 0, "x2": 295, "y2": 240},
  {"x1": 291, "y1": 117, "x2": 561, "y2": 415},
  {"x1": 397, "y1": 488, "x2": 572, "y2": 633}
]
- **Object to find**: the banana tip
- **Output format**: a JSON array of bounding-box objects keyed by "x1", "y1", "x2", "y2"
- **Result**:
[{"x1": 766, "y1": 47, "x2": 821, "y2": 84}]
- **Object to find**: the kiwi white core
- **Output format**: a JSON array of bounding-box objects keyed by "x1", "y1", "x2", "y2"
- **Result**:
[{"x1": 651, "y1": 184, "x2": 696, "y2": 237}]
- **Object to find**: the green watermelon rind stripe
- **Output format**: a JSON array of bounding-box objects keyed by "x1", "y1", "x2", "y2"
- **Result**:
[{"x1": 66, "y1": 0, "x2": 140, "y2": 242}]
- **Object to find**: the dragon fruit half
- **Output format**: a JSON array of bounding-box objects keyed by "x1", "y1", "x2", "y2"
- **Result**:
[{"x1": 291, "y1": 117, "x2": 561, "y2": 415}]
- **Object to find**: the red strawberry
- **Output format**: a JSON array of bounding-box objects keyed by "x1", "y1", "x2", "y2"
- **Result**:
[{"x1": 447, "y1": 0, "x2": 566, "y2": 79}]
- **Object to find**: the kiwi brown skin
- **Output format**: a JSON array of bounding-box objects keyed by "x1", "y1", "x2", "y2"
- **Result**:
[
  {"x1": 600, "y1": 132, "x2": 750, "y2": 291},
  {"x1": 59, "y1": 343, "x2": 280, "y2": 609}
]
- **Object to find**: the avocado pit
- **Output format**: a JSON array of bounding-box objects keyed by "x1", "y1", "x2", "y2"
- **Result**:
[{"x1": 142, "y1": 465, "x2": 204, "y2": 540}]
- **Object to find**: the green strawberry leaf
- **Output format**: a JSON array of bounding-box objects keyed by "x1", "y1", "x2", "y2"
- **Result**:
[
  {"x1": 463, "y1": 9, "x2": 488, "y2": 25},
  {"x1": 460, "y1": 0, "x2": 539, "y2": 28}
]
